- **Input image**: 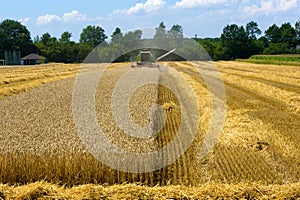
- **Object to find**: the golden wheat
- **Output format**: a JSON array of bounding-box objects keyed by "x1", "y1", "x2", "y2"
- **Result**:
[
  {"x1": 0, "y1": 61, "x2": 299, "y2": 197},
  {"x1": 0, "y1": 181, "x2": 299, "y2": 199}
]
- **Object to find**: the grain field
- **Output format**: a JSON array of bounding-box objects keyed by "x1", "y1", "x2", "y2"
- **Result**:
[{"x1": 0, "y1": 61, "x2": 299, "y2": 199}]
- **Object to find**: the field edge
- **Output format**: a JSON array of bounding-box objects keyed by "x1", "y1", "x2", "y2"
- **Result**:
[{"x1": 0, "y1": 181, "x2": 299, "y2": 199}]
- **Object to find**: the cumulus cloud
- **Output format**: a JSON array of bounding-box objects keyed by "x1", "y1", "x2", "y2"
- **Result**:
[
  {"x1": 63, "y1": 10, "x2": 87, "y2": 22},
  {"x1": 18, "y1": 17, "x2": 30, "y2": 25},
  {"x1": 36, "y1": 14, "x2": 61, "y2": 25},
  {"x1": 126, "y1": 3, "x2": 145, "y2": 14},
  {"x1": 115, "y1": 0, "x2": 166, "y2": 15},
  {"x1": 174, "y1": 0, "x2": 227, "y2": 9},
  {"x1": 277, "y1": 0, "x2": 298, "y2": 11},
  {"x1": 243, "y1": 0, "x2": 298, "y2": 15},
  {"x1": 36, "y1": 10, "x2": 96, "y2": 25}
]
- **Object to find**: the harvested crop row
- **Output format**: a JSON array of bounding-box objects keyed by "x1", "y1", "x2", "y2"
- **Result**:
[
  {"x1": 170, "y1": 61, "x2": 299, "y2": 184},
  {"x1": 0, "y1": 181, "x2": 299, "y2": 200},
  {"x1": 218, "y1": 61, "x2": 300, "y2": 79},
  {"x1": 0, "y1": 62, "x2": 205, "y2": 185},
  {"x1": 217, "y1": 62, "x2": 300, "y2": 114},
  {"x1": 0, "y1": 64, "x2": 99, "y2": 99},
  {"x1": 0, "y1": 61, "x2": 299, "y2": 187}
]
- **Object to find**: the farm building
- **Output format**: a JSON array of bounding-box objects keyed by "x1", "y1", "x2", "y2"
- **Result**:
[{"x1": 21, "y1": 53, "x2": 46, "y2": 65}]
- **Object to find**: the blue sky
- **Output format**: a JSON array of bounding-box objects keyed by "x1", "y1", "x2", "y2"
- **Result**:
[{"x1": 1, "y1": 0, "x2": 299, "y2": 41}]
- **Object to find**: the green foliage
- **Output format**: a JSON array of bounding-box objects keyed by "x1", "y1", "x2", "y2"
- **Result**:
[
  {"x1": 198, "y1": 38, "x2": 228, "y2": 60},
  {"x1": 111, "y1": 27, "x2": 122, "y2": 44},
  {"x1": 265, "y1": 24, "x2": 281, "y2": 43},
  {"x1": 295, "y1": 20, "x2": 300, "y2": 42},
  {"x1": 217, "y1": 21, "x2": 298, "y2": 60},
  {"x1": 250, "y1": 54, "x2": 300, "y2": 62},
  {"x1": 221, "y1": 24, "x2": 251, "y2": 59},
  {"x1": 167, "y1": 25, "x2": 183, "y2": 40},
  {"x1": 263, "y1": 43, "x2": 292, "y2": 54},
  {"x1": 279, "y1": 23, "x2": 297, "y2": 48},
  {"x1": 0, "y1": 19, "x2": 37, "y2": 59},
  {"x1": 265, "y1": 23, "x2": 297, "y2": 52},
  {"x1": 35, "y1": 32, "x2": 82, "y2": 63},
  {"x1": 246, "y1": 21, "x2": 262, "y2": 40},
  {"x1": 96, "y1": 30, "x2": 142, "y2": 63},
  {"x1": 79, "y1": 25, "x2": 107, "y2": 48},
  {"x1": 77, "y1": 43, "x2": 93, "y2": 62},
  {"x1": 35, "y1": 33, "x2": 61, "y2": 62},
  {"x1": 154, "y1": 22, "x2": 167, "y2": 39},
  {"x1": 1, "y1": 18, "x2": 299, "y2": 64},
  {"x1": 58, "y1": 32, "x2": 76, "y2": 63},
  {"x1": 59, "y1": 31, "x2": 72, "y2": 44},
  {"x1": 35, "y1": 26, "x2": 108, "y2": 63},
  {"x1": 237, "y1": 54, "x2": 300, "y2": 66}
]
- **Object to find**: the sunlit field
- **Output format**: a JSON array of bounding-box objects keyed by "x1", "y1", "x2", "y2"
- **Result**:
[{"x1": 0, "y1": 61, "x2": 299, "y2": 199}]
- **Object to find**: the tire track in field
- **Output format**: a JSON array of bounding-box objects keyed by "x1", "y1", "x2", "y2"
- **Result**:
[
  {"x1": 180, "y1": 62, "x2": 300, "y2": 145},
  {"x1": 220, "y1": 71, "x2": 300, "y2": 94},
  {"x1": 0, "y1": 62, "x2": 298, "y2": 185},
  {"x1": 174, "y1": 63, "x2": 300, "y2": 142},
  {"x1": 171, "y1": 63, "x2": 281, "y2": 183},
  {"x1": 223, "y1": 81, "x2": 300, "y2": 146},
  {"x1": 95, "y1": 65, "x2": 196, "y2": 185},
  {"x1": 155, "y1": 67, "x2": 196, "y2": 185},
  {"x1": 170, "y1": 62, "x2": 299, "y2": 183},
  {"x1": 218, "y1": 61, "x2": 300, "y2": 80}
]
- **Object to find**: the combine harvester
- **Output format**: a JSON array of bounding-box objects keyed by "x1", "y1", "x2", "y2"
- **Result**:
[{"x1": 132, "y1": 49, "x2": 176, "y2": 68}]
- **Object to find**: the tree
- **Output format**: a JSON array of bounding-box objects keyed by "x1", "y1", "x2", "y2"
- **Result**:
[
  {"x1": 111, "y1": 27, "x2": 122, "y2": 44},
  {"x1": 263, "y1": 43, "x2": 292, "y2": 54},
  {"x1": 265, "y1": 24, "x2": 281, "y2": 43},
  {"x1": 167, "y1": 24, "x2": 183, "y2": 40},
  {"x1": 221, "y1": 24, "x2": 250, "y2": 59},
  {"x1": 296, "y1": 20, "x2": 300, "y2": 42},
  {"x1": 59, "y1": 31, "x2": 75, "y2": 63},
  {"x1": 40, "y1": 33, "x2": 52, "y2": 45},
  {"x1": 0, "y1": 19, "x2": 36, "y2": 59},
  {"x1": 245, "y1": 22, "x2": 264, "y2": 56},
  {"x1": 246, "y1": 21, "x2": 262, "y2": 40},
  {"x1": 258, "y1": 36, "x2": 269, "y2": 48},
  {"x1": 59, "y1": 31, "x2": 72, "y2": 44},
  {"x1": 121, "y1": 29, "x2": 143, "y2": 51},
  {"x1": 279, "y1": 23, "x2": 297, "y2": 49},
  {"x1": 154, "y1": 22, "x2": 166, "y2": 40},
  {"x1": 96, "y1": 29, "x2": 143, "y2": 63},
  {"x1": 76, "y1": 43, "x2": 93, "y2": 62},
  {"x1": 79, "y1": 25, "x2": 107, "y2": 47},
  {"x1": 198, "y1": 38, "x2": 229, "y2": 61},
  {"x1": 35, "y1": 33, "x2": 61, "y2": 62},
  {"x1": 166, "y1": 24, "x2": 184, "y2": 49}
]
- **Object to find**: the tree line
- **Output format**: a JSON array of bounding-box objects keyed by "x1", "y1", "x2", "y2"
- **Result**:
[
  {"x1": 198, "y1": 21, "x2": 300, "y2": 60},
  {"x1": 0, "y1": 19, "x2": 299, "y2": 63}
]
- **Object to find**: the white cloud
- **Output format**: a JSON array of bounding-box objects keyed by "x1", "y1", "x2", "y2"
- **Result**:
[
  {"x1": 18, "y1": 17, "x2": 30, "y2": 25},
  {"x1": 144, "y1": 0, "x2": 166, "y2": 12},
  {"x1": 63, "y1": 10, "x2": 87, "y2": 22},
  {"x1": 115, "y1": 0, "x2": 166, "y2": 15},
  {"x1": 277, "y1": 0, "x2": 298, "y2": 11},
  {"x1": 126, "y1": 3, "x2": 145, "y2": 14},
  {"x1": 174, "y1": 0, "x2": 227, "y2": 9},
  {"x1": 36, "y1": 10, "x2": 97, "y2": 25},
  {"x1": 243, "y1": 0, "x2": 298, "y2": 16},
  {"x1": 36, "y1": 14, "x2": 61, "y2": 25}
]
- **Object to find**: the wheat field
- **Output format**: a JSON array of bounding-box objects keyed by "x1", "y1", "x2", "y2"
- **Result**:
[{"x1": 0, "y1": 61, "x2": 299, "y2": 199}]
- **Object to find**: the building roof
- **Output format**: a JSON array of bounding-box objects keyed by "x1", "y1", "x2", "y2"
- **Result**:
[{"x1": 21, "y1": 53, "x2": 46, "y2": 60}]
